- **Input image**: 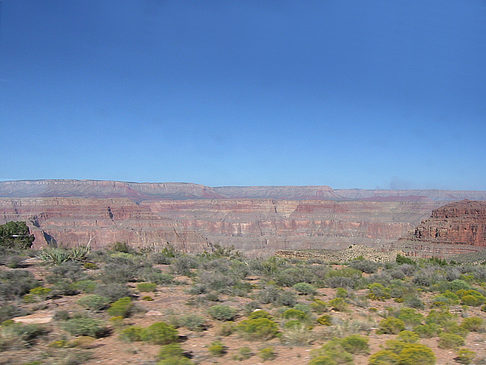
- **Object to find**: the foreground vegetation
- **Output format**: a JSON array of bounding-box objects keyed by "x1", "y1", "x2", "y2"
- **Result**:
[{"x1": 1, "y1": 222, "x2": 486, "y2": 364}]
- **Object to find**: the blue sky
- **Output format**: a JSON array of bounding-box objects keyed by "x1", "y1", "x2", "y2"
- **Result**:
[{"x1": 1, "y1": 0, "x2": 486, "y2": 189}]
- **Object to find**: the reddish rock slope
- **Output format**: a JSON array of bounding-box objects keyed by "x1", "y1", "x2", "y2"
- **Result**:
[{"x1": 412, "y1": 200, "x2": 486, "y2": 246}]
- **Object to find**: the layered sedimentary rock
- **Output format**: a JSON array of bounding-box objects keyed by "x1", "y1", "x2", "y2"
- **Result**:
[
  {"x1": 394, "y1": 200, "x2": 486, "y2": 257},
  {"x1": 1, "y1": 180, "x2": 485, "y2": 255}
]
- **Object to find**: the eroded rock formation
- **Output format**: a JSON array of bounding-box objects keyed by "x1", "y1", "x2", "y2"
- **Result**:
[{"x1": 1, "y1": 180, "x2": 485, "y2": 255}]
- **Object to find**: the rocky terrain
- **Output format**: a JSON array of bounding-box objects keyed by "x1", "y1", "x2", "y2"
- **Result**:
[{"x1": 1, "y1": 180, "x2": 486, "y2": 254}]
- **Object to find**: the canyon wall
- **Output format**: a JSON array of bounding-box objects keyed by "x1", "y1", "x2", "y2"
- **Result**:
[{"x1": 1, "y1": 180, "x2": 485, "y2": 255}]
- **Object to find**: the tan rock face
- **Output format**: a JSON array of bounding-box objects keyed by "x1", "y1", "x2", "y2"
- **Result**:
[{"x1": 412, "y1": 200, "x2": 486, "y2": 246}]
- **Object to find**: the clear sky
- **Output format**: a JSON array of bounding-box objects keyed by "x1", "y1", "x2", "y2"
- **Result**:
[{"x1": 1, "y1": 0, "x2": 486, "y2": 189}]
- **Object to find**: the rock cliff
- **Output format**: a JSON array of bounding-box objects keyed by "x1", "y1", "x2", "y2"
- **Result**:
[{"x1": 1, "y1": 180, "x2": 485, "y2": 255}]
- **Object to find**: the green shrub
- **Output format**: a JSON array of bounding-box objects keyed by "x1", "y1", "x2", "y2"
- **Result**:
[
  {"x1": 395, "y1": 307, "x2": 424, "y2": 328},
  {"x1": 73, "y1": 280, "x2": 97, "y2": 293},
  {"x1": 377, "y1": 317, "x2": 405, "y2": 334},
  {"x1": 414, "y1": 324, "x2": 440, "y2": 338},
  {"x1": 119, "y1": 326, "x2": 143, "y2": 342},
  {"x1": 457, "y1": 289, "x2": 486, "y2": 306},
  {"x1": 234, "y1": 346, "x2": 253, "y2": 361},
  {"x1": 0, "y1": 221, "x2": 34, "y2": 249},
  {"x1": 140, "y1": 322, "x2": 178, "y2": 344},
  {"x1": 0, "y1": 322, "x2": 46, "y2": 349},
  {"x1": 293, "y1": 282, "x2": 316, "y2": 295},
  {"x1": 236, "y1": 317, "x2": 279, "y2": 340},
  {"x1": 460, "y1": 316, "x2": 483, "y2": 332},
  {"x1": 425, "y1": 309, "x2": 454, "y2": 326},
  {"x1": 311, "y1": 299, "x2": 329, "y2": 313},
  {"x1": 208, "y1": 305, "x2": 237, "y2": 321},
  {"x1": 208, "y1": 341, "x2": 226, "y2": 356},
  {"x1": 259, "y1": 347, "x2": 276, "y2": 361},
  {"x1": 317, "y1": 314, "x2": 332, "y2": 326},
  {"x1": 83, "y1": 262, "x2": 98, "y2": 270},
  {"x1": 396, "y1": 254, "x2": 415, "y2": 265},
  {"x1": 310, "y1": 339, "x2": 353, "y2": 364},
  {"x1": 61, "y1": 316, "x2": 108, "y2": 338},
  {"x1": 94, "y1": 283, "x2": 131, "y2": 302},
  {"x1": 282, "y1": 308, "x2": 307, "y2": 321},
  {"x1": 340, "y1": 334, "x2": 369, "y2": 354},
  {"x1": 216, "y1": 322, "x2": 235, "y2": 336},
  {"x1": 454, "y1": 348, "x2": 476, "y2": 364},
  {"x1": 107, "y1": 297, "x2": 133, "y2": 318},
  {"x1": 368, "y1": 350, "x2": 400, "y2": 365},
  {"x1": 77, "y1": 294, "x2": 110, "y2": 311},
  {"x1": 329, "y1": 297, "x2": 348, "y2": 311},
  {"x1": 368, "y1": 283, "x2": 391, "y2": 301},
  {"x1": 158, "y1": 343, "x2": 185, "y2": 359},
  {"x1": 398, "y1": 343, "x2": 435, "y2": 365},
  {"x1": 397, "y1": 330, "x2": 419, "y2": 343},
  {"x1": 336, "y1": 287, "x2": 349, "y2": 298},
  {"x1": 136, "y1": 282, "x2": 157, "y2": 292},
  {"x1": 438, "y1": 332, "x2": 465, "y2": 349},
  {"x1": 350, "y1": 259, "x2": 378, "y2": 273},
  {"x1": 0, "y1": 269, "x2": 39, "y2": 300},
  {"x1": 179, "y1": 314, "x2": 206, "y2": 332}
]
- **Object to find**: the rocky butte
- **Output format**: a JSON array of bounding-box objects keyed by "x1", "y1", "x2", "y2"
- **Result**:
[{"x1": 1, "y1": 180, "x2": 486, "y2": 255}]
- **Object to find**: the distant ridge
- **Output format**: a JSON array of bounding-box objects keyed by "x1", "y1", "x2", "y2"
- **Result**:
[{"x1": 1, "y1": 179, "x2": 486, "y2": 202}]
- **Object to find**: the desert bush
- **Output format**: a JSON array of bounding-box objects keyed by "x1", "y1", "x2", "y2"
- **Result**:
[
  {"x1": 179, "y1": 314, "x2": 207, "y2": 331},
  {"x1": 0, "y1": 304, "x2": 26, "y2": 322},
  {"x1": 325, "y1": 268, "x2": 362, "y2": 289},
  {"x1": 258, "y1": 285, "x2": 297, "y2": 306},
  {"x1": 340, "y1": 334, "x2": 369, "y2": 354},
  {"x1": 47, "y1": 261, "x2": 85, "y2": 283},
  {"x1": 398, "y1": 343, "x2": 435, "y2": 365},
  {"x1": 311, "y1": 299, "x2": 329, "y2": 313},
  {"x1": 368, "y1": 283, "x2": 391, "y2": 301},
  {"x1": 317, "y1": 314, "x2": 332, "y2": 326},
  {"x1": 138, "y1": 267, "x2": 173, "y2": 285},
  {"x1": 0, "y1": 322, "x2": 46, "y2": 350},
  {"x1": 350, "y1": 259, "x2": 379, "y2": 273},
  {"x1": 396, "y1": 254, "x2": 415, "y2": 266},
  {"x1": 274, "y1": 267, "x2": 318, "y2": 287},
  {"x1": 94, "y1": 283, "x2": 130, "y2": 301},
  {"x1": 282, "y1": 308, "x2": 308, "y2": 321},
  {"x1": 208, "y1": 305, "x2": 237, "y2": 321},
  {"x1": 208, "y1": 340, "x2": 226, "y2": 356},
  {"x1": 73, "y1": 280, "x2": 97, "y2": 293},
  {"x1": 158, "y1": 343, "x2": 193, "y2": 364},
  {"x1": 414, "y1": 323, "x2": 440, "y2": 338},
  {"x1": 438, "y1": 332, "x2": 465, "y2": 349},
  {"x1": 434, "y1": 279, "x2": 471, "y2": 293},
  {"x1": 461, "y1": 316, "x2": 483, "y2": 332},
  {"x1": 425, "y1": 309, "x2": 454, "y2": 326},
  {"x1": 216, "y1": 322, "x2": 235, "y2": 336},
  {"x1": 236, "y1": 317, "x2": 279, "y2": 340},
  {"x1": 290, "y1": 282, "x2": 315, "y2": 296},
  {"x1": 107, "y1": 297, "x2": 133, "y2": 317},
  {"x1": 457, "y1": 289, "x2": 486, "y2": 306},
  {"x1": 101, "y1": 260, "x2": 139, "y2": 283},
  {"x1": 233, "y1": 346, "x2": 253, "y2": 361},
  {"x1": 454, "y1": 348, "x2": 476, "y2": 364},
  {"x1": 259, "y1": 347, "x2": 276, "y2": 361},
  {"x1": 377, "y1": 317, "x2": 405, "y2": 334},
  {"x1": 397, "y1": 330, "x2": 419, "y2": 343},
  {"x1": 140, "y1": 322, "x2": 178, "y2": 344},
  {"x1": 395, "y1": 307, "x2": 424, "y2": 328},
  {"x1": 329, "y1": 297, "x2": 348, "y2": 311},
  {"x1": 368, "y1": 349, "x2": 400, "y2": 365},
  {"x1": 77, "y1": 294, "x2": 110, "y2": 311},
  {"x1": 280, "y1": 322, "x2": 314, "y2": 345},
  {"x1": 309, "y1": 339, "x2": 354, "y2": 364},
  {"x1": 0, "y1": 269, "x2": 39, "y2": 300},
  {"x1": 136, "y1": 282, "x2": 157, "y2": 292},
  {"x1": 119, "y1": 326, "x2": 143, "y2": 342},
  {"x1": 61, "y1": 316, "x2": 108, "y2": 338},
  {"x1": 171, "y1": 255, "x2": 199, "y2": 276}
]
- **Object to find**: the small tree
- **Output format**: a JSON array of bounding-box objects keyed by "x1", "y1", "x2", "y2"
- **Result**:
[{"x1": 0, "y1": 221, "x2": 34, "y2": 249}]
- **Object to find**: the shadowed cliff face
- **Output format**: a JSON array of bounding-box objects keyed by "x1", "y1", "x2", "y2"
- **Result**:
[{"x1": 1, "y1": 180, "x2": 485, "y2": 254}]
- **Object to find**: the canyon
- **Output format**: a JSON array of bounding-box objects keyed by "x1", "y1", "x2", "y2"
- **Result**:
[{"x1": 1, "y1": 180, "x2": 486, "y2": 255}]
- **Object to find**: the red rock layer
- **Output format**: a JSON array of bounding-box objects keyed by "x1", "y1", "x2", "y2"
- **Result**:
[
  {"x1": 0, "y1": 198, "x2": 438, "y2": 254},
  {"x1": 412, "y1": 200, "x2": 486, "y2": 246}
]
